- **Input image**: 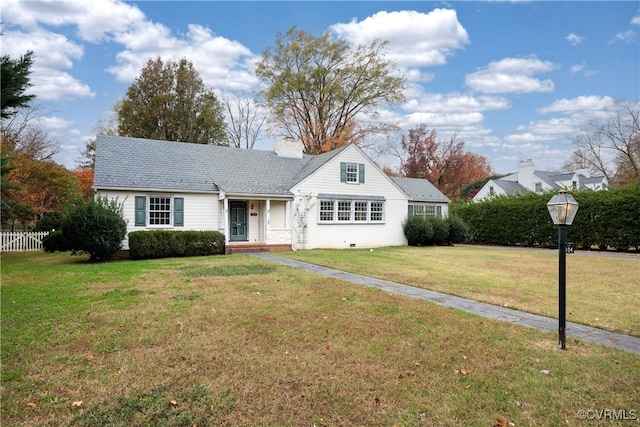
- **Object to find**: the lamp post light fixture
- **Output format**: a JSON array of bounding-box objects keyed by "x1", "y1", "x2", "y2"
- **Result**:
[{"x1": 546, "y1": 189, "x2": 579, "y2": 350}]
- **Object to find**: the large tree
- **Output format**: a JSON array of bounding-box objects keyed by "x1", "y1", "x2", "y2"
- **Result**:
[
  {"x1": 221, "y1": 92, "x2": 265, "y2": 149},
  {"x1": 563, "y1": 101, "x2": 640, "y2": 186},
  {"x1": 397, "y1": 124, "x2": 492, "y2": 200},
  {"x1": 117, "y1": 57, "x2": 228, "y2": 145},
  {"x1": 4, "y1": 153, "x2": 80, "y2": 224},
  {"x1": 256, "y1": 27, "x2": 406, "y2": 154},
  {"x1": 1, "y1": 51, "x2": 36, "y2": 120}
]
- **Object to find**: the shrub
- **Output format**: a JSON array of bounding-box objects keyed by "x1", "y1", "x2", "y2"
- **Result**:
[
  {"x1": 33, "y1": 211, "x2": 65, "y2": 232},
  {"x1": 446, "y1": 214, "x2": 469, "y2": 244},
  {"x1": 42, "y1": 230, "x2": 71, "y2": 252},
  {"x1": 61, "y1": 197, "x2": 127, "y2": 261},
  {"x1": 402, "y1": 215, "x2": 433, "y2": 246},
  {"x1": 429, "y1": 216, "x2": 449, "y2": 245},
  {"x1": 128, "y1": 230, "x2": 225, "y2": 259}
]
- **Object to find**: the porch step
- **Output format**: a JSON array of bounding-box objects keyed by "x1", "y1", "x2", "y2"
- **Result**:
[{"x1": 226, "y1": 243, "x2": 291, "y2": 255}]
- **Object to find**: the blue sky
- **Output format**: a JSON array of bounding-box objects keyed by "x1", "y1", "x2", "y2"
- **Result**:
[{"x1": 2, "y1": 0, "x2": 639, "y2": 174}]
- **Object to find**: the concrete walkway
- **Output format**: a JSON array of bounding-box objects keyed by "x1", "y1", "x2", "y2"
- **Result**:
[{"x1": 250, "y1": 252, "x2": 640, "y2": 355}]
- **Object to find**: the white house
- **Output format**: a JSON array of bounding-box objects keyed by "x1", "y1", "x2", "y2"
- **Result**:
[
  {"x1": 473, "y1": 159, "x2": 608, "y2": 202},
  {"x1": 93, "y1": 135, "x2": 450, "y2": 252}
]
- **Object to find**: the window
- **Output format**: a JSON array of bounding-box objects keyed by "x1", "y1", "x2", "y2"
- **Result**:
[
  {"x1": 409, "y1": 204, "x2": 441, "y2": 218},
  {"x1": 135, "y1": 195, "x2": 184, "y2": 227},
  {"x1": 319, "y1": 200, "x2": 334, "y2": 222},
  {"x1": 572, "y1": 181, "x2": 577, "y2": 189},
  {"x1": 535, "y1": 182, "x2": 542, "y2": 192},
  {"x1": 149, "y1": 196, "x2": 171, "y2": 225},
  {"x1": 318, "y1": 198, "x2": 384, "y2": 223},
  {"x1": 354, "y1": 202, "x2": 368, "y2": 221},
  {"x1": 489, "y1": 186, "x2": 495, "y2": 195},
  {"x1": 337, "y1": 201, "x2": 351, "y2": 221},
  {"x1": 340, "y1": 162, "x2": 365, "y2": 184},
  {"x1": 370, "y1": 202, "x2": 383, "y2": 222},
  {"x1": 346, "y1": 163, "x2": 358, "y2": 183}
]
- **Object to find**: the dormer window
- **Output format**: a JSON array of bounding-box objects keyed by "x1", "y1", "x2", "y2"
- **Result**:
[{"x1": 535, "y1": 183, "x2": 542, "y2": 192}]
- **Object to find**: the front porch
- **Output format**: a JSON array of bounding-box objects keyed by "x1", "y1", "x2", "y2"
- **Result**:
[
  {"x1": 221, "y1": 196, "x2": 294, "y2": 254},
  {"x1": 225, "y1": 242, "x2": 291, "y2": 255}
]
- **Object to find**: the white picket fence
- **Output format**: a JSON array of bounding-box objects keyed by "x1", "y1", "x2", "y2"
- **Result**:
[{"x1": 0, "y1": 231, "x2": 50, "y2": 252}]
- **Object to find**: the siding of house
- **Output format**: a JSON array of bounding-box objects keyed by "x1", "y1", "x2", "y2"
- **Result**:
[
  {"x1": 291, "y1": 145, "x2": 408, "y2": 249},
  {"x1": 98, "y1": 190, "x2": 219, "y2": 249},
  {"x1": 473, "y1": 179, "x2": 506, "y2": 201}
]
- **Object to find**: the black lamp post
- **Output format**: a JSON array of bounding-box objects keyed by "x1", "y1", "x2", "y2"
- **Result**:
[{"x1": 546, "y1": 189, "x2": 579, "y2": 350}]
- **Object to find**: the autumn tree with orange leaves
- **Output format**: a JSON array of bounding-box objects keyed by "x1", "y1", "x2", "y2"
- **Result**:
[{"x1": 398, "y1": 124, "x2": 492, "y2": 201}]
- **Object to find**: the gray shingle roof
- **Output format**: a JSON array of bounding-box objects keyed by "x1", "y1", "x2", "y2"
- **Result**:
[
  {"x1": 94, "y1": 136, "x2": 450, "y2": 204},
  {"x1": 94, "y1": 135, "x2": 313, "y2": 195},
  {"x1": 391, "y1": 177, "x2": 450, "y2": 203},
  {"x1": 493, "y1": 179, "x2": 528, "y2": 195},
  {"x1": 548, "y1": 172, "x2": 575, "y2": 182}
]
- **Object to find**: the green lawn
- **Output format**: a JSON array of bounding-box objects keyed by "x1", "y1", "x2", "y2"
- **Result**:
[
  {"x1": 1, "y1": 250, "x2": 639, "y2": 426},
  {"x1": 281, "y1": 245, "x2": 640, "y2": 336}
]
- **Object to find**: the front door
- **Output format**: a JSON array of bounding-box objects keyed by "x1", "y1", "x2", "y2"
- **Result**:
[{"x1": 230, "y1": 201, "x2": 247, "y2": 241}]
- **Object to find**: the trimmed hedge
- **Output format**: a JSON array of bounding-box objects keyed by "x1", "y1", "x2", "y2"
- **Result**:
[
  {"x1": 403, "y1": 214, "x2": 469, "y2": 246},
  {"x1": 450, "y1": 183, "x2": 640, "y2": 251},
  {"x1": 128, "y1": 230, "x2": 226, "y2": 259}
]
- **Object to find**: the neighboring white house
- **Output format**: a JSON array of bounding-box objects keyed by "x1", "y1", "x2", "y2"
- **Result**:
[
  {"x1": 93, "y1": 135, "x2": 450, "y2": 252},
  {"x1": 473, "y1": 159, "x2": 608, "y2": 202}
]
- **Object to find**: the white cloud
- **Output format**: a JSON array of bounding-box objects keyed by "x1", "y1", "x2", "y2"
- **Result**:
[
  {"x1": 566, "y1": 33, "x2": 584, "y2": 46},
  {"x1": 3, "y1": 0, "x2": 260, "y2": 100},
  {"x1": 570, "y1": 63, "x2": 586, "y2": 74},
  {"x1": 1, "y1": 0, "x2": 146, "y2": 42},
  {"x1": 506, "y1": 118, "x2": 575, "y2": 142},
  {"x1": 537, "y1": 95, "x2": 615, "y2": 116},
  {"x1": 402, "y1": 92, "x2": 509, "y2": 114},
  {"x1": 3, "y1": 29, "x2": 94, "y2": 100},
  {"x1": 505, "y1": 96, "x2": 617, "y2": 149},
  {"x1": 330, "y1": 9, "x2": 469, "y2": 68},
  {"x1": 32, "y1": 70, "x2": 94, "y2": 101},
  {"x1": 611, "y1": 29, "x2": 638, "y2": 44},
  {"x1": 465, "y1": 57, "x2": 557, "y2": 94},
  {"x1": 35, "y1": 116, "x2": 75, "y2": 134},
  {"x1": 108, "y1": 23, "x2": 259, "y2": 91},
  {"x1": 631, "y1": 15, "x2": 640, "y2": 25}
]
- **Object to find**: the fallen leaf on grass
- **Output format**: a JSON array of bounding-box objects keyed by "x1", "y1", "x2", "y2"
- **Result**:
[
  {"x1": 26, "y1": 402, "x2": 36, "y2": 410},
  {"x1": 85, "y1": 354, "x2": 94, "y2": 361},
  {"x1": 494, "y1": 418, "x2": 506, "y2": 427},
  {"x1": 460, "y1": 368, "x2": 470, "y2": 375},
  {"x1": 72, "y1": 401, "x2": 83, "y2": 407},
  {"x1": 170, "y1": 400, "x2": 177, "y2": 405},
  {"x1": 540, "y1": 370, "x2": 550, "y2": 375}
]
